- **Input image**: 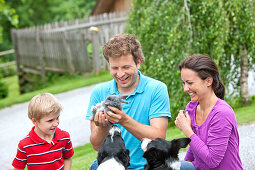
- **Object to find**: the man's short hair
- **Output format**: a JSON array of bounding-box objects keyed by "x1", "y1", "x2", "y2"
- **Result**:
[
  {"x1": 102, "y1": 33, "x2": 145, "y2": 64},
  {"x1": 28, "y1": 93, "x2": 62, "y2": 121}
]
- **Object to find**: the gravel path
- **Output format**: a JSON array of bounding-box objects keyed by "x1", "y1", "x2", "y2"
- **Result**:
[{"x1": 0, "y1": 83, "x2": 254, "y2": 169}]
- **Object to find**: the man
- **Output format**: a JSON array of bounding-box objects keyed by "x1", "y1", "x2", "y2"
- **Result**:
[{"x1": 86, "y1": 33, "x2": 171, "y2": 169}]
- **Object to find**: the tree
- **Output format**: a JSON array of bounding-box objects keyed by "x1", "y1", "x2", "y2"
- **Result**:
[
  {"x1": 0, "y1": 0, "x2": 18, "y2": 98},
  {"x1": 1, "y1": 0, "x2": 96, "y2": 51},
  {"x1": 224, "y1": 0, "x2": 255, "y2": 104},
  {"x1": 0, "y1": 0, "x2": 18, "y2": 43},
  {"x1": 126, "y1": 0, "x2": 255, "y2": 120}
]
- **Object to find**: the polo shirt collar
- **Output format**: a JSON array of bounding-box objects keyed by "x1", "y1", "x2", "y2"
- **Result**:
[
  {"x1": 29, "y1": 126, "x2": 59, "y2": 145},
  {"x1": 109, "y1": 71, "x2": 146, "y2": 96}
]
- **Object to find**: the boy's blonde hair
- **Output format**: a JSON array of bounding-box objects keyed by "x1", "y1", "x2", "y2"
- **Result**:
[{"x1": 28, "y1": 93, "x2": 62, "y2": 121}]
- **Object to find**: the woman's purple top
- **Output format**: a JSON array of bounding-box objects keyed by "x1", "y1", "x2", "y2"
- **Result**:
[{"x1": 184, "y1": 98, "x2": 243, "y2": 170}]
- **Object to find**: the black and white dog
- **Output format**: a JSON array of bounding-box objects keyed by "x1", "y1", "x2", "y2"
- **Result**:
[
  {"x1": 97, "y1": 125, "x2": 130, "y2": 170},
  {"x1": 141, "y1": 137, "x2": 191, "y2": 170}
]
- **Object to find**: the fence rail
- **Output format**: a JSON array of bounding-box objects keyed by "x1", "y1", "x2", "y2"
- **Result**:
[
  {"x1": 0, "y1": 49, "x2": 16, "y2": 69},
  {"x1": 0, "y1": 49, "x2": 15, "y2": 56},
  {"x1": 11, "y1": 11, "x2": 128, "y2": 93}
]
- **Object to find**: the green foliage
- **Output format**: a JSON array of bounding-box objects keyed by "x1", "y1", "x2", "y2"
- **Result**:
[
  {"x1": 127, "y1": 0, "x2": 255, "y2": 122},
  {"x1": 0, "y1": 64, "x2": 16, "y2": 77},
  {"x1": 50, "y1": 0, "x2": 96, "y2": 21},
  {"x1": 0, "y1": 74, "x2": 8, "y2": 99},
  {"x1": 0, "y1": 0, "x2": 18, "y2": 44},
  {"x1": 1, "y1": 0, "x2": 96, "y2": 51}
]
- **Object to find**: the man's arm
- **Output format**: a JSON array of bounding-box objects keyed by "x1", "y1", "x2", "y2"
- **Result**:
[
  {"x1": 63, "y1": 158, "x2": 72, "y2": 170},
  {"x1": 107, "y1": 106, "x2": 168, "y2": 140},
  {"x1": 89, "y1": 111, "x2": 111, "y2": 151},
  {"x1": 124, "y1": 116, "x2": 168, "y2": 140}
]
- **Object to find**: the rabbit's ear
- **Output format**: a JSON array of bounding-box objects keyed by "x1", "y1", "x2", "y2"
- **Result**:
[
  {"x1": 121, "y1": 95, "x2": 129, "y2": 99},
  {"x1": 120, "y1": 95, "x2": 129, "y2": 104}
]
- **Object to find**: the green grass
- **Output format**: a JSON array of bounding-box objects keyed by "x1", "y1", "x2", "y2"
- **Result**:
[
  {"x1": 2, "y1": 72, "x2": 255, "y2": 169},
  {"x1": 235, "y1": 101, "x2": 255, "y2": 125},
  {"x1": 0, "y1": 71, "x2": 112, "y2": 109},
  {"x1": 72, "y1": 144, "x2": 97, "y2": 170},
  {"x1": 71, "y1": 101, "x2": 255, "y2": 168}
]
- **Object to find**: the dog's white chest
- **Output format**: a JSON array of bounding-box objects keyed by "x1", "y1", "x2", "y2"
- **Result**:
[
  {"x1": 97, "y1": 158, "x2": 125, "y2": 170},
  {"x1": 166, "y1": 160, "x2": 181, "y2": 170}
]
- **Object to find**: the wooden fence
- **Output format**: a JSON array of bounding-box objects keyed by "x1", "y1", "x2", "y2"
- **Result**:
[
  {"x1": 11, "y1": 12, "x2": 128, "y2": 92},
  {"x1": 0, "y1": 49, "x2": 15, "y2": 68}
]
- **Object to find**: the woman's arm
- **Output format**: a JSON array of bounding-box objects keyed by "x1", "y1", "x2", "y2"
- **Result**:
[
  {"x1": 189, "y1": 111, "x2": 233, "y2": 168},
  {"x1": 184, "y1": 146, "x2": 194, "y2": 162}
]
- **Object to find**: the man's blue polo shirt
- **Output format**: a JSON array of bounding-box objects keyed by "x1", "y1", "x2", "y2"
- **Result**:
[{"x1": 86, "y1": 71, "x2": 171, "y2": 169}]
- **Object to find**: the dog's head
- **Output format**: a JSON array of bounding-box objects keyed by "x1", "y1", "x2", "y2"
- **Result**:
[
  {"x1": 141, "y1": 137, "x2": 191, "y2": 170},
  {"x1": 103, "y1": 95, "x2": 128, "y2": 111},
  {"x1": 97, "y1": 125, "x2": 130, "y2": 169}
]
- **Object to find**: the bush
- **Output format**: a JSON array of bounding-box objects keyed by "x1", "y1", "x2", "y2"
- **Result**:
[
  {"x1": 0, "y1": 64, "x2": 17, "y2": 77},
  {"x1": 126, "y1": 0, "x2": 255, "y2": 123},
  {"x1": 0, "y1": 74, "x2": 8, "y2": 99}
]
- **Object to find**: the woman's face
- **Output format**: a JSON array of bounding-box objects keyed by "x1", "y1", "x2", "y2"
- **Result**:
[{"x1": 181, "y1": 68, "x2": 211, "y2": 101}]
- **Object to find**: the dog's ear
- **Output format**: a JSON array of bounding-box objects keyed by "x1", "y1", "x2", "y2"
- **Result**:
[
  {"x1": 143, "y1": 147, "x2": 166, "y2": 169},
  {"x1": 117, "y1": 149, "x2": 130, "y2": 167},
  {"x1": 97, "y1": 150, "x2": 108, "y2": 165},
  {"x1": 174, "y1": 137, "x2": 191, "y2": 149},
  {"x1": 171, "y1": 137, "x2": 191, "y2": 153}
]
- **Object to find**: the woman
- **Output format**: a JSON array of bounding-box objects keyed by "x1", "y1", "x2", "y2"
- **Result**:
[{"x1": 175, "y1": 54, "x2": 243, "y2": 170}]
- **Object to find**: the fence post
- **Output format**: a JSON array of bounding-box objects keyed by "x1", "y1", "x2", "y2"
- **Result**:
[
  {"x1": 61, "y1": 31, "x2": 75, "y2": 74},
  {"x1": 36, "y1": 29, "x2": 46, "y2": 83},
  {"x1": 90, "y1": 27, "x2": 100, "y2": 74},
  {"x1": 11, "y1": 29, "x2": 24, "y2": 94}
]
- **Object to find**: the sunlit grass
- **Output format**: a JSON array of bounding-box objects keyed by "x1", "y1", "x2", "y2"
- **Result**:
[
  {"x1": 71, "y1": 100, "x2": 255, "y2": 168},
  {"x1": 2, "y1": 72, "x2": 255, "y2": 169},
  {"x1": 0, "y1": 71, "x2": 112, "y2": 109}
]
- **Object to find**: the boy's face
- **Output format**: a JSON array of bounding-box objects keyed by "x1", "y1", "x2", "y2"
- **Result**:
[{"x1": 32, "y1": 112, "x2": 60, "y2": 137}]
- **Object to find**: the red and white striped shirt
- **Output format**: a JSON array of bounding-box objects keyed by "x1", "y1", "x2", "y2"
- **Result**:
[{"x1": 12, "y1": 126, "x2": 74, "y2": 170}]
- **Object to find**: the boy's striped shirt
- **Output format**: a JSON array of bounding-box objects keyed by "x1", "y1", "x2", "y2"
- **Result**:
[{"x1": 12, "y1": 127, "x2": 74, "y2": 170}]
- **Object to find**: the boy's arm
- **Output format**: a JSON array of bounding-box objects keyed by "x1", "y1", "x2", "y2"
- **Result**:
[{"x1": 64, "y1": 158, "x2": 72, "y2": 170}]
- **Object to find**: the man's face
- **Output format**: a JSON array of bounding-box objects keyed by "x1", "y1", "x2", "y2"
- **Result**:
[{"x1": 109, "y1": 54, "x2": 141, "y2": 93}]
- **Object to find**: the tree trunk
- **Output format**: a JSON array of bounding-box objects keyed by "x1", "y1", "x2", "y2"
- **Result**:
[{"x1": 240, "y1": 44, "x2": 251, "y2": 105}]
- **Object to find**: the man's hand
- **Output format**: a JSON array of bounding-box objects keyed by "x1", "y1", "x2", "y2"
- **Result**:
[
  {"x1": 105, "y1": 106, "x2": 130, "y2": 125},
  {"x1": 89, "y1": 111, "x2": 110, "y2": 127}
]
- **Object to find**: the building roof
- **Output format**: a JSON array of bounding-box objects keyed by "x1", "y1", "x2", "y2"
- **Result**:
[{"x1": 91, "y1": 0, "x2": 132, "y2": 15}]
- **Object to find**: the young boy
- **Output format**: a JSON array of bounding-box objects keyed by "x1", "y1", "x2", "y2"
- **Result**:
[{"x1": 12, "y1": 93, "x2": 74, "y2": 170}]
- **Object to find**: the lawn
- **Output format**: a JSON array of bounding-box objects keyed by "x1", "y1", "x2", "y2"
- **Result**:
[
  {"x1": 72, "y1": 101, "x2": 255, "y2": 169},
  {"x1": 0, "y1": 71, "x2": 112, "y2": 109},
  {"x1": 2, "y1": 72, "x2": 255, "y2": 169}
]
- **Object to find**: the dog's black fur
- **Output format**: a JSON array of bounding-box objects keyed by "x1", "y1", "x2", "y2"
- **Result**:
[
  {"x1": 97, "y1": 125, "x2": 130, "y2": 169},
  {"x1": 142, "y1": 138, "x2": 191, "y2": 170},
  {"x1": 91, "y1": 95, "x2": 128, "y2": 120}
]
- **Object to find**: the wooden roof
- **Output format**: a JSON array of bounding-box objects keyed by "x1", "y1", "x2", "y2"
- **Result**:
[{"x1": 91, "y1": 0, "x2": 132, "y2": 15}]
